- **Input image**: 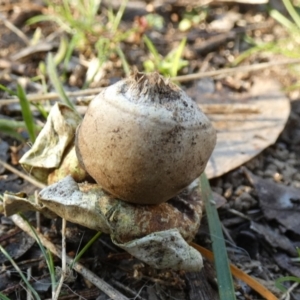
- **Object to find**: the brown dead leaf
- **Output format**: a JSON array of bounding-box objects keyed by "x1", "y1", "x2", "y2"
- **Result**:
[
  {"x1": 0, "y1": 231, "x2": 35, "y2": 264},
  {"x1": 250, "y1": 222, "x2": 298, "y2": 256},
  {"x1": 191, "y1": 77, "x2": 290, "y2": 179},
  {"x1": 273, "y1": 253, "x2": 300, "y2": 278},
  {"x1": 245, "y1": 168, "x2": 300, "y2": 235}
]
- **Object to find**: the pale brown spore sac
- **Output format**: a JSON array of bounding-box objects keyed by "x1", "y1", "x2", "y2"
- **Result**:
[{"x1": 76, "y1": 71, "x2": 216, "y2": 204}]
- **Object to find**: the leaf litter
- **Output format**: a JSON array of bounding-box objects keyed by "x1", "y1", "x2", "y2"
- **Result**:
[{"x1": 0, "y1": 0, "x2": 300, "y2": 299}]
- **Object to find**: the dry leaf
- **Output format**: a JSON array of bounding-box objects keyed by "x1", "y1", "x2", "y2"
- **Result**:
[
  {"x1": 245, "y1": 168, "x2": 300, "y2": 235},
  {"x1": 190, "y1": 77, "x2": 290, "y2": 178}
]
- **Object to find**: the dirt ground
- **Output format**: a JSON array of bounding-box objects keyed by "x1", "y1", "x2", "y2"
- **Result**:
[{"x1": 0, "y1": 0, "x2": 300, "y2": 299}]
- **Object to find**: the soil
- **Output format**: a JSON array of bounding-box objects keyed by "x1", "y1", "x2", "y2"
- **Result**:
[{"x1": 1, "y1": 0, "x2": 300, "y2": 299}]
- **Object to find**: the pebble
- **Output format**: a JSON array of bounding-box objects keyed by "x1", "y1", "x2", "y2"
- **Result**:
[{"x1": 234, "y1": 192, "x2": 257, "y2": 211}]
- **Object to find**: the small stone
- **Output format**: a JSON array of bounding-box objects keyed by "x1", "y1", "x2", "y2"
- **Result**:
[
  {"x1": 273, "y1": 172, "x2": 283, "y2": 182},
  {"x1": 264, "y1": 169, "x2": 276, "y2": 178},
  {"x1": 234, "y1": 192, "x2": 257, "y2": 211},
  {"x1": 282, "y1": 166, "x2": 297, "y2": 181},
  {"x1": 266, "y1": 163, "x2": 278, "y2": 172},
  {"x1": 274, "y1": 148, "x2": 289, "y2": 161},
  {"x1": 224, "y1": 186, "x2": 233, "y2": 199},
  {"x1": 272, "y1": 159, "x2": 285, "y2": 171}
]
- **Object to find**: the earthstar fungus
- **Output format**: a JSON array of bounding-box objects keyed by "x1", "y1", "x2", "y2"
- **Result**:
[
  {"x1": 11, "y1": 72, "x2": 217, "y2": 271},
  {"x1": 76, "y1": 71, "x2": 216, "y2": 204}
]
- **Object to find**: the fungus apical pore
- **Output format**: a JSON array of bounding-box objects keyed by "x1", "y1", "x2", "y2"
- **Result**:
[{"x1": 75, "y1": 71, "x2": 216, "y2": 204}]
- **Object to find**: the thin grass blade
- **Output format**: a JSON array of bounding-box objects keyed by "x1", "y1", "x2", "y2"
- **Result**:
[
  {"x1": 20, "y1": 214, "x2": 57, "y2": 295},
  {"x1": 270, "y1": 9, "x2": 297, "y2": 31},
  {"x1": 171, "y1": 37, "x2": 187, "y2": 77},
  {"x1": 111, "y1": 0, "x2": 128, "y2": 32},
  {"x1": 71, "y1": 231, "x2": 102, "y2": 267},
  {"x1": 276, "y1": 276, "x2": 300, "y2": 292},
  {"x1": 0, "y1": 245, "x2": 41, "y2": 300},
  {"x1": 282, "y1": 0, "x2": 300, "y2": 29},
  {"x1": 16, "y1": 84, "x2": 37, "y2": 142},
  {"x1": 0, "y1": 119, "x2": 26, "y2": 141},
  {"x1": 143, "y1": 35, "x2": 160, "y2": 64},
  {"x1": 200, "y1": 173, "x2": 236, "y2": 300},
  {"x1": 47, "y1": 53, "x2": 76, "y2": 111},
  {"x1": 116, "y1": 47, "x2": 130, "y2": 75},
  {"x1": 0, "y1": 292, "x2": 11, "y2": 300}
]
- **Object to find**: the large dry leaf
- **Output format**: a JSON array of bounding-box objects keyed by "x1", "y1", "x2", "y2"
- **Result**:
[{"x1": 191, "y1": 77, "x2": 290, "y2": 178}]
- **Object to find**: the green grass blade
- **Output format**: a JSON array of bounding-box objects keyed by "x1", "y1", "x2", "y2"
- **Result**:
[
  {"x1": 0, "y1": 119, "x2": 26, "y2": 141},
  {"x1": 0, "y1": 292, "x2": 11, "y2": 300},
  {"x1": 46, "y1": 53, "x2": 76, "y2": 111},
  {"x1": 200, "y1": 173, "x2": 236, "y2": 300},
  {"x1": 0, "y1": 84, "x2": 37, "y2": 142},
  {"x1": 111, "y1": 0, "x2": 128, "y2": 32},
  {"x1": 71, "y1": 231, "x2": 102, "y2": 268},
  {"x1": 171, "y1": 37, "x2": 187, "y2": 77},
  {"x1": 143, "y1": 35, "x2": 160, "y2": 65},
  {"x1": 0, "y1": 83, "x2": 37, "y2": 141},
  {"x1": 270, "y1": 8, "x2": 297, "y2": 31},
  {"x1": 20, "y1": 214, "x2": 57, "y2": 294},
  {"x1": 116, "y1": 47, "x2": 130, "y2": 75},
  {"x1": 275, "y1": 276, "x2": 300, "y2": 292},
  {"x1": 282, "y1": 0, "x2": 300, "y2": 29},
  {"x1": 16, "y1": 84, "x2": 37, "y2": 142},
  {"x1": 0, "y1": 84, "x2": 16, "y2": 96},
  {"x1": 0, "y1": 245, "x2": 41, "y2": 300},
  {"x1": 54, "y1": 36, "x2": 69, "y2": 65}
]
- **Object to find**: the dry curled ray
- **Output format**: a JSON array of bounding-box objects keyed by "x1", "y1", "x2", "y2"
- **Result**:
[
  {"x1": 112, "y1": 229, "x2": 203, "y2": 271},
  {"x1": 2, "y1": 175, "x2": 203, "y2": 271},
  {"x1": 38, "y1": 176, "x2": 203, "y2": 243},
  {"x1": 19, "y1": 103, "x2": 82, "y2": 183}
]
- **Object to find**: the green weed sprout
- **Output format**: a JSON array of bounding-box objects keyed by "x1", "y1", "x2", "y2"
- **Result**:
[
  {"x1": 20, "y1": 214, "x2": 57, "y2": 298},
  {"x1": 28, "y1": 0, "x2": 132, "y2": 79},
  {"x1": 0, "y1": 84, "x2": 38, "y2": 142},
  {"x1": 234, "y1": 0, "x2": 300, "y2": 66},
  {"x1": 0, "y1": 246, "x2": 41, "y2": 300},
  {"x1": 200, "y1": 173, "x2": 236, "y2": 300},
  {"x1": 143, "y1": 35, "x2": 188, "y2": 77},
  {"x1": 275, "y1": 248, "x2": 300, "y2": 293}
]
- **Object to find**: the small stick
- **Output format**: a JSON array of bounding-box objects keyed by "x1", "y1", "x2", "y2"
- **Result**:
[
  {"x1": 0, "y1": 88, "x2": 103, "y2": 105},
  {"x1": 0, "y1": 158, "x2": 46, "y2": 189},
  {"x1": 280, "y1": 281, "x2": 299, "y2": 300},
  {"x1": 172, "y1": 58, "x2": 300, "y2": 82},
  {"x1": 0, "y1": 13, "x2": 30, "y2": 45},
  {"x1": 200, "y1": 103, "x2": 260, "y2": 114},
  {"x1": 54, "y1": 218, "x2": 67, "y2": 299},
  {"x1": 26, "y1": 267, "x2": 32, "y2": 300},
  {"x1": 1, "y1": 58, "x2": 300, "y2": 105},
  {"x1": 11, "y1": 214, "x2": 129, "y2": 300}
]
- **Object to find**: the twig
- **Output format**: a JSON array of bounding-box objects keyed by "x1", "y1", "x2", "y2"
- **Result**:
[
  {"x1": 0, "y1": 158, "x2": 46, "y2": 189},
  {"x1": 11, "y1": 214, "x2": 129, "y2": 300},
  {"x1": 280, "y1": 281, "x2": 299, "y2": 300},
  {"x1": 1, "y1": 58, "x2": 299, "y2": 106},
  {"x1": 54, "y1": 218, "x2": 67, "y2": 299},
  {"x1": 10, "y1": 42, "x2": 58, "y2": 61},
  {"x1": 26, "y1": 267, "x2": 32, "y2": 300},
  {"x1": 0, "y1": 88, "x2": 103, "y2": 105},
  {"x1": 200, "y1": 103, "x2": 260, "y2": 114},
  {"x1": 227, "y1": 208, "x2": 252, "y2": 221},
  {"x1": 110, "y1": 278, "x2": 147, "y2": 300},
  {"x1": 0, "y1": 13, "x2": 30, "y2": 46},
  {"x1": 172, "y1": 58, "x2": 300, "y2": 82}
]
